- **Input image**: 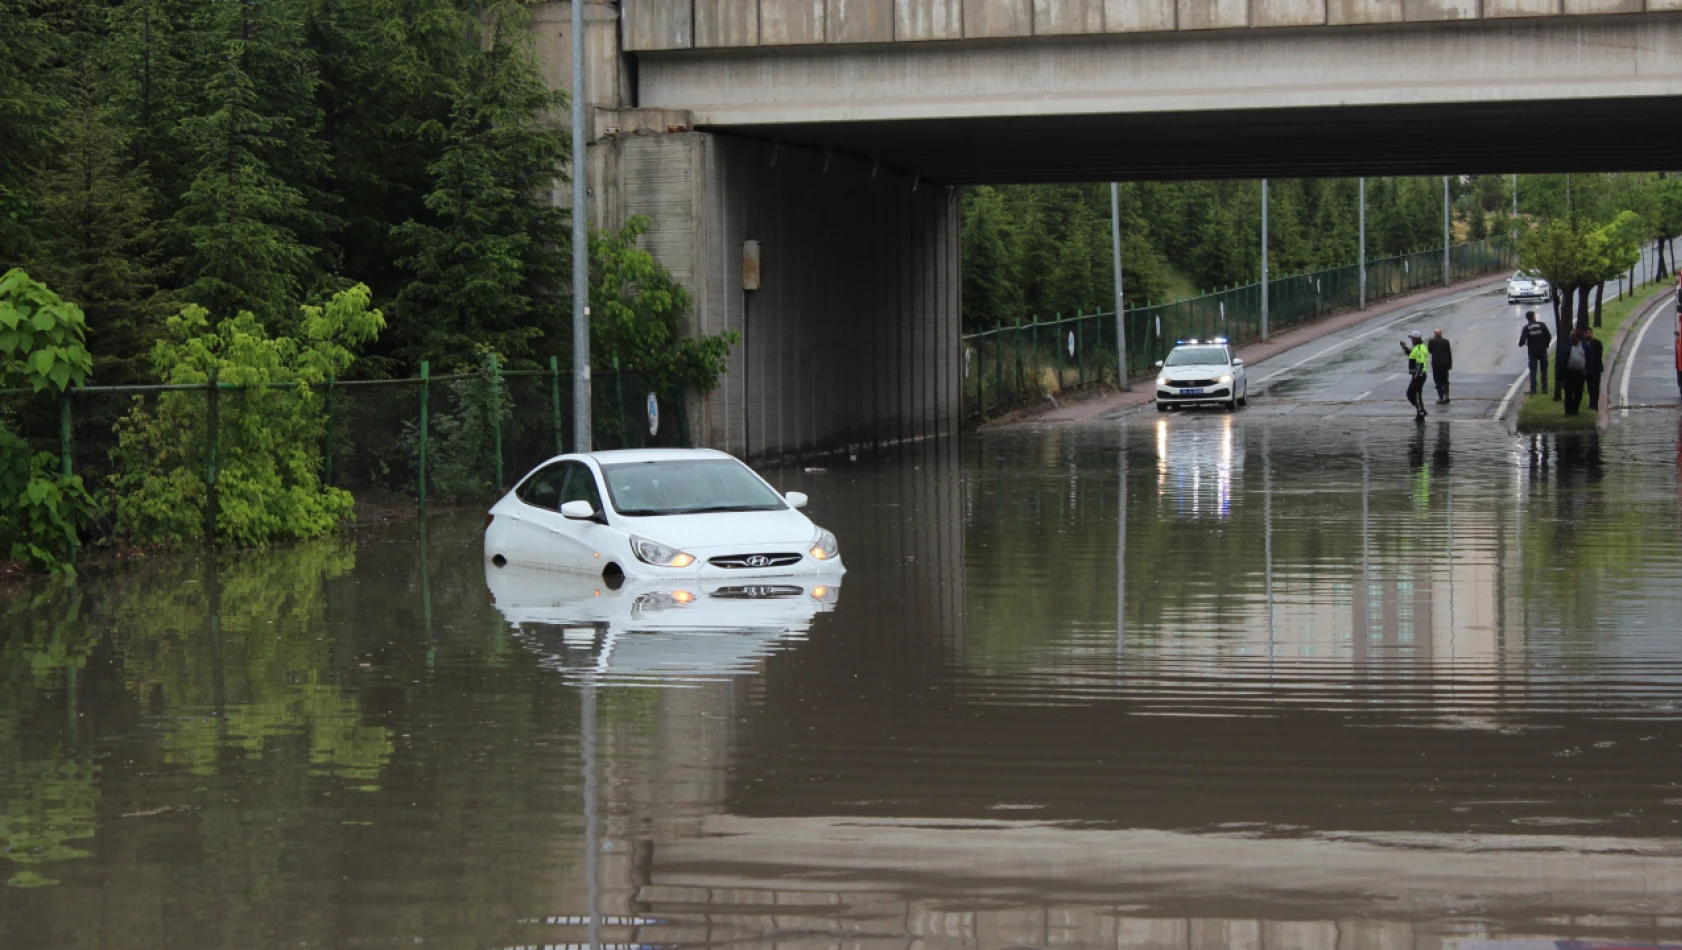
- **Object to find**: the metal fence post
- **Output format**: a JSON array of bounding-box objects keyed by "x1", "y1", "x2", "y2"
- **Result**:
[
  {"x1": 419, "y1": 361, "x2": 430, "y2": 516},
  {"x1": 550, "y1": 355, "x2": 563, "y2": 456},
  {"x1": 1054, "y1": 313, "x2": 1064, "y2": 389},
  {"x1": 488, "y1": 353, "x2": 504, "y2": 492},
  {"x1": 205, "y1": 367, "x2": 219, "y2": 547},
  {"x1": 324, "y1": 375, "x2": 335, "y2": 488},
  {"x1": 59, "y1": 390, "x2": 74, "y2": 563}
]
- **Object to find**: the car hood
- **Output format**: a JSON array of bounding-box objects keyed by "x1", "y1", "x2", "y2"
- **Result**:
[
  {"x1": 610, "y1": 506, "x2": 819, "y2": 552},
  {"x1": 1160, "y1": 363, "x2": 1234, "y2": 380}
]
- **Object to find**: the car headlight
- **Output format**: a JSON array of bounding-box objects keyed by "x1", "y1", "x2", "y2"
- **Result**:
[
  {"x1": 1157, "y1": 376, "x2": 1171, "y2": 387},
  {"x1": 808, "y1": 528, "x2": 839, "y2": 562},
  {"x1": 630, "y1": 536, "x2": 696, "y2": 568},
  {"x1": 1217, "y1": 374, "x2": 1233, "y2": 385}
]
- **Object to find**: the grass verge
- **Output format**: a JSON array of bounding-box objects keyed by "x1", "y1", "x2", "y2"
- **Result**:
[{"x1": 1516, "y1": 280, "x2": 1670, "y2": 432}]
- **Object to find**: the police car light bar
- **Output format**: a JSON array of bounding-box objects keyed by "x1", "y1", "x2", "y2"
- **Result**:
[{"x1": 1212, "y1": 337, "x2": 1228, "y2": 344}]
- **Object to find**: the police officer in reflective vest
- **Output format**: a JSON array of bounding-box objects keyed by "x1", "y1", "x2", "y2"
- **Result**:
[{"x1": 1400, "y1": 330, "x2": 1430, "y2": 419}]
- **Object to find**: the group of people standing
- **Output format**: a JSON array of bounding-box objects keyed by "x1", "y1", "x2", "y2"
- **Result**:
[{"x1": 1519, "y1": 311, "x2": 1604, "y2": 415}]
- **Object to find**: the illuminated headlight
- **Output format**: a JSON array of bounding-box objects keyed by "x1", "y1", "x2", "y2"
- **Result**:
[
  {"x1": 1157, "y1": 376, "x2": 1171, "y2": 388},
  {"x1": 808, "y1": 528, "x2": 840, "y2": 562},
  {"x1": 630, "y1": 536, "x2": 696, "y2": 568},
  {"x1": 1217, "y1": 374, "x2": 1233, "y2": 385}
]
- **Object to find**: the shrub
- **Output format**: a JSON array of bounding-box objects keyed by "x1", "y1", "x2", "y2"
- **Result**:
[{"x1": 111, "y1": 286, "x2": 384, "y2": 548}]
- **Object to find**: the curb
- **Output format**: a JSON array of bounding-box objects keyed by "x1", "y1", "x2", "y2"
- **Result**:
[{"x1": 1598, "y1": 286, "x2": 1673, "y2": 433}]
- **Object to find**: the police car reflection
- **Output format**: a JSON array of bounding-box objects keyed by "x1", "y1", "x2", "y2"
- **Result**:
[
  {"x1": 1155, "y1": 412, "x2": 1240, "y2": 520},
  {"x1": 486, "y1": 563, "x2": 840, "y2": 684}
]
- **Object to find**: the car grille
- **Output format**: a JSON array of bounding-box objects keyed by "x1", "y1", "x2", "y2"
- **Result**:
[
  {"x1": 708, "y1": 553, "x2": 803, "y2": 569},
  {"x1": 1159, "y1": 388, "x2": 1230, "y2": 400},
  {"x1": 1166, "y1": 378, "x2": 1220, "y2": 388}
]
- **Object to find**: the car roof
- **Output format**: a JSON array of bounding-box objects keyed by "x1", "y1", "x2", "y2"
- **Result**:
[{"x1": 586, "y1": 447, "x2": 734, "y2": 464}]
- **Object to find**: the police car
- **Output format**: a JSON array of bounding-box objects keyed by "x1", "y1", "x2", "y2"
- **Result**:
[
  {"x1": 1507, "y1": 270, "x2": 1550, "y2": 305},
  {"x1": 1154, "y1": 338, "x2": 1248, "y2": 412}
]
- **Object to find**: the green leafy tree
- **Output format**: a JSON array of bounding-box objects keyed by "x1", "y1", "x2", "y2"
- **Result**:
[
  {"x1": 0, "y1": 270, "x2": 96, "y2": 572},
  {"x1": 590, "y1": 216, "x2": 737, "y2": 394},
  {"x1": 111, "y1": 285, "x2": 384, "y2": 548},
  {"x1": 390, "y1": 0, "x2": 569, "y2": 368}
]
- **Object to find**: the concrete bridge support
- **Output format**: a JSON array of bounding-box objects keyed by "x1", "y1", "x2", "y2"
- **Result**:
[
  {"x1": 604, "y1": 132, "x2": 961, "y2": 461},
  {"x1": 537, "y1": 2, "x2": 960, "y2": 462}
]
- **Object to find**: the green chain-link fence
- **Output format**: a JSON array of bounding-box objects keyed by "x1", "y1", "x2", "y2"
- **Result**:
[
  {"x1": 961, "y1": 238, "x2": 1516, "y2": 418},
  {"x1": 1, "y1": 358, "x2": 689, "y2": 547}
]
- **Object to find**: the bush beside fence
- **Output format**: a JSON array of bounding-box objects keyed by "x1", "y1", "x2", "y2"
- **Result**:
[
  {"x1": 961, "y1": 239, "x2": 1515, "y2": 418},
  {"x1": 1, "y1": 358, "x2": 689, "y2": 551}
]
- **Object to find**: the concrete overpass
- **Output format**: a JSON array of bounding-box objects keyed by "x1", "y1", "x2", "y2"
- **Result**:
[{"x1": 535, "y1": 0, "x2": 1682, "y2": 458}]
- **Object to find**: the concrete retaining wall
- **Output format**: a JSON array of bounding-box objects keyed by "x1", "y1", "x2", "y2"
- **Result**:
[{"x1": 600, "y1": 133, "x2": 961, "y2": 461}]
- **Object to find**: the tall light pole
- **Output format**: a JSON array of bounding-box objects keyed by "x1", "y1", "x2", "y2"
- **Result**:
[
  {"x1": 1443, "y1": 175, "x2": 1451, "y2": 286},
  {"x1": 1111, "y1": 183, "x2": 1128, "y2": 390},
  {"x1": 1260, "y1": 179, "x2": 1269, "y2": 341},
  {"x1": 1358, "y1": 177, "x2": 1367, "y2": 310},
  {"x1": 571, "y1": 0, "x2": 591, "y2": 452}
]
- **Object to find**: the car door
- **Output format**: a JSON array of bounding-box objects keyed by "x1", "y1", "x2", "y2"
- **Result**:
[
  {"x1": 552, "y1": 461, "x2": 619, "y2": 572},
  {"x1": 503, "y1": 461, "x2": 573, "y2": 570}
]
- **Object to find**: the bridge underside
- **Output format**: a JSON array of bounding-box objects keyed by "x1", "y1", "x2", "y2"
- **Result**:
[
  {"x1": 712, "y1": 96, "x2": 1682, "y2": 184},
  {"x1": 635, "y1": 16, "x2": 1682, "y2": 183}
]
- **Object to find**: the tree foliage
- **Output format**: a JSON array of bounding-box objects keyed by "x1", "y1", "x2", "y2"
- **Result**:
[{"x1": 111, "y1": 285, "x2": 384, "y2": 549}]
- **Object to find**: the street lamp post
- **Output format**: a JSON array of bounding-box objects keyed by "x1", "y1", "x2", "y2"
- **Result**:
[
  {"x1": 571, "y1": 0, "x2": 591, "y2": 452},
  {"x1": 1261, "y1": 179, "x2": 1269, "y2": 341},
  {"x1": 1111, "y1": 183, "x2": 1128, "y2": 390},
  {"x1": 1358, "y1": 178, "x2": 1367, "y2": 310}
]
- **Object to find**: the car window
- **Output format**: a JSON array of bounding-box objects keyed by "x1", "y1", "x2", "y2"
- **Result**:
[
  {"x1": 601, "y1": 458, "x2": 787, "y2": 516},
  {"x1": 516, "y1": 462, "x2": 566, "y2": 511},
  {"x1": 560, "y1": 462, "x2": 605, "y2": 513},
  {"x1": 1165, "y1": 346, "x2": 1230, "y2": 367}
]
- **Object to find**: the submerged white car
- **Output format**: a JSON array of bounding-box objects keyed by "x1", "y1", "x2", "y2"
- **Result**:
[
  {"x1": 1507, "y1": 270, "x2": 1550, "y2": 304},
  {"x1": 484, "y1": 448, "x2": 844, "y2": 582},
  {"x1": 1155, "y1": 339, "x2": 1248, "y2": 411}
]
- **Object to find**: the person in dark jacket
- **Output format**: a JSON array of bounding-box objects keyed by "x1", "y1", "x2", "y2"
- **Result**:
[
  {"x1": 1427, "y1": 328, "x2": 1453, "y2": 404},
  {"x1": 1582, "y1": 326, "x2": 1605, "y2": 411},
  {"x1": 1520, "y1": 311, "x2": 1552, "y2": 394},
  {"x1": 1561, "y1": 329, "x2": 1587, "y2": 415}
]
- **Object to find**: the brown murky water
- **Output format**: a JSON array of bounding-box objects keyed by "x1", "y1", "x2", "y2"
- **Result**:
[{"x1": 5, "y1": 415, "x2": 1682, "y2": 949}]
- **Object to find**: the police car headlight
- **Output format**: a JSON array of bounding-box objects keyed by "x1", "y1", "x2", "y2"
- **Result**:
[
  {"x1": 630, "y1": 536, "x2": 696, "y2": 568},
  {"x1": 1217, "y1": 375, "x2": 1233, "y2": 385},
  {"x1": 1157, "y1": 376, "x2": 1170, "y2": 388}
]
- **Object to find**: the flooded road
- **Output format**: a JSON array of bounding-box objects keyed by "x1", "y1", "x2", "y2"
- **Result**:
[{"x1": 5, "y1": 415, "x2": 1682, "y2": 949}]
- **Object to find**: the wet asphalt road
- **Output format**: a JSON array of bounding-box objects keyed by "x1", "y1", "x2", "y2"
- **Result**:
[{"x1": 1130, "y1": 243, "x2": 1677, "y2": 422}]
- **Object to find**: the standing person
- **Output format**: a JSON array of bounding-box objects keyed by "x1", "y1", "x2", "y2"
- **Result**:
[
  {"x1": 1582, "y1": 326, "x2": 1605, "y2": 412},
  {"x1": 1427, "y1": 328, "x2": 1454, "y2": 404},
  {"x1": 1561, "y1": 329, "x2": 1587, "y2": 415},
  {"x1": 1675, "y1": 326, "x2": 1682, "y2": 397},
  {"x1": 1520, "y1": 311, "x2": 1552, "y2": 394},
  {"x1": 1400, "y1": 330, "x2": 1430, "y2": 419}
]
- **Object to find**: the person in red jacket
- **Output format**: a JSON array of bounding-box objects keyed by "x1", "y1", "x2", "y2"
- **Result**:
[{"x1": 1674, "y1": 324, "x2": 1681, "y2": 397}]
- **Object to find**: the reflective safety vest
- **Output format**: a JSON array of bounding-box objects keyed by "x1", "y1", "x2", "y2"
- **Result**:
[{"x1": 1408, "y1": 342, "x2": 1430, "y2": 374}]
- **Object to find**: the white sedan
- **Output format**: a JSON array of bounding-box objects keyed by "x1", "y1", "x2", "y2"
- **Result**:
[
  {"x1": 1154, "y1": 339, "x2": 1248, "y2": 411},
  {"x1": 1507, "y1": 271, "x2": 1550, "y2": 304},
  {"x1": 484, "y1": 448, "x2": 844, "y2": 581}
]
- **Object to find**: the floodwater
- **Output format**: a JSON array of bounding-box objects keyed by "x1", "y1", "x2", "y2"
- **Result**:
[{"x1": 5, "y1": 414, "x2": 1682, "y2": 950}]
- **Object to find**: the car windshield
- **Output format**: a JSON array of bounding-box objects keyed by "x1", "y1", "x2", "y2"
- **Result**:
[
  {"x1": 600, "y1": 459, "x2": 787, "y2": 516},
  {"x1": 1513, "y1": 272, "x2": 1534, "y2": 281},
  {"x1": 1165, "y1": 346, "x2": 1229, "y2": 367}
]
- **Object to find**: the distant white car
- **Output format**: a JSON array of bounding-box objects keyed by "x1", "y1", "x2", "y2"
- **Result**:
[
  {"x1": 484, "y1": 448, "x2": 844, "y2": 581},
  {"x1": 1507, "y1": 271, "x2": 1550, "y2": 304},
  {"x1": 1155, "y1": 339, "x2": 1248, "y2": 412}
]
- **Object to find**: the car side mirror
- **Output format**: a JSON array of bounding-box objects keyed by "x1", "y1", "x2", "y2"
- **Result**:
[
  {"x1": 560, "y1": 500, "x2": 596, "y2": 520},
  {"x1": 785, "y1": 491, "x2": 809, "y2": 510},
  {"x1": 1232, "y1": 358, "x2": 1243, "y2": 367},
  {"x1": 1154, "y1": 360, "x2": 1164, "y2": 369}
]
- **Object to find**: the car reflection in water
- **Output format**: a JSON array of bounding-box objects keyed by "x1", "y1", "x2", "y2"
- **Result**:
[
  {"x1": 486, "y1": 563, "x2": 840, "y2": 684},
  {"x1": 1155, "y1": 413, "x2": 1240, "y2": 520}
]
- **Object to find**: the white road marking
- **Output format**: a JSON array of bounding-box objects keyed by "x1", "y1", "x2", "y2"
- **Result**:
[
  {"x1": 1494, "y1": 370, "x2": 1528, "y2": 423},
  {"x1": 1383, "y1": 372, "x2": 1401, "y2": 382},
  {"x1": 1353, "y1": 390, "x2": 1372, "y2": 401},
  {"x1": 1620, "y1": 297, "x2": 1670, "y2": 418}
]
